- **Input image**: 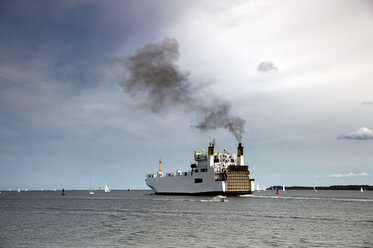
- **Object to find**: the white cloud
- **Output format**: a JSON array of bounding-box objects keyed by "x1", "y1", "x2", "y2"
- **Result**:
[
  {"x1": 337, "y1": 127, "x2": 373, "y2": 140},
  {"x1": 329, "y1": 172, "x2": 369, "y2": 178}
]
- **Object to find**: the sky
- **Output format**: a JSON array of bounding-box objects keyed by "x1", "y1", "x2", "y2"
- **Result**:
[{"x1": 0, "y1": 0, "x2": 373, "y2": 190}]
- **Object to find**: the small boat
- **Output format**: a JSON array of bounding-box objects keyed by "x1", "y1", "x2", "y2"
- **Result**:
[
  {"x1": 104, "y1": 184, "x2": 111, "y2": 193},
  {"x1": 282, "y1": 185, "x2": 286, "y2": 192},
  {"x1": 61, "y1": 188, "x2": 65, "y2": 195},
  {"x1": 360, "y1": 187, "x2": 364, "y2": 192},
  {"x1": 276, "y1": 188, "x2": 279, "y2": 195},
  {"x1": 89, "y1": 175, "x2": 94, "y2": 195},
  {"x1": 128, "y1": 188, "x2": 132, "y2": 191},
  {"x1": 17, "y1": 189, "x2": 21, "y2": 193},
  {"x1": 212, "y1": 195, "x2": 228, "y2": 202},
  {"x1": 313, "y1": 185, "x2": 317, "y2": 192}
]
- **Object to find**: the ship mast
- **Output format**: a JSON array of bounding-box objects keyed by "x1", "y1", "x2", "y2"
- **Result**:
[{"x1": 159, "y1": 158, "x2": 162, "y2": 172}]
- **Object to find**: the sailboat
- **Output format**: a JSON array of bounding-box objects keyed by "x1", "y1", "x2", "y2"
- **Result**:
[
  {"x1": 313, "y1": 185, "x2": 317, "y2": 192},
  {"x1": 360, "y1": 187, "x2": 364, "y2": 192},
  {"x1": 256, "y1": 182, "x2": 260, "y2": 192},
  {"x1": 282, "y1": 185, "x2": 286, "y2": 192},
  {"x1": 104, "y1": 184, "x2": 111, "y2": 193},
  {"x1": 89, "y1": 175, "x2": 95, "y2": 195}
]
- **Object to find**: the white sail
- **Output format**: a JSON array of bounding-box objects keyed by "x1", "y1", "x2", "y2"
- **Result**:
[
  {"x1": 282, "y1": 185, "x2": 286, "y2": 192},
  {"x1": 89, "y1": 175, "x2": 94, "y2": 195},
  {"x1": 104, "y1": 184, "x2": 111, "y2": 193},
  {"x1": 360, "y1": 187, "x2": 364, "y2": 192},
  {"x1": 313, "y1": 185, "x2": 317, "y2": 192},
  {"x1": 256, "y1": 182, "x2": 260, "y2": 192}
]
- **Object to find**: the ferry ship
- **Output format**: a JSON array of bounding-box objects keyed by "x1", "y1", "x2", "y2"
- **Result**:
[{"x1": 146, "y1": 141, "x2": 255, "y2": 195}]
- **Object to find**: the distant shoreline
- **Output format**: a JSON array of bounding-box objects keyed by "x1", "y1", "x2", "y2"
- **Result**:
[{"x1": 268, "y1": 185, "x2": 372, "y2": 191}]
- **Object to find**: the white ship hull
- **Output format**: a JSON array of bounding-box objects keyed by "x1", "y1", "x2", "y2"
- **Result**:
[{"x1": 146, "y1": 169, "x2": 225, "y2": 195}]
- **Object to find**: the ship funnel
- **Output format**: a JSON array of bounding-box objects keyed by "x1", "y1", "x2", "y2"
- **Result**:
[
  {"x1": 237, "y1": 143, "x2": 244, "y2": 156},
  {"x1": 237, "y1": 143, "x2": 244, "y2": 165},
  {"x1": 208, "y1": 140, "x2": 215, "y2": 156},
  {"x1": 208, "y1": 140, "x2": 215, "y2": 167}
]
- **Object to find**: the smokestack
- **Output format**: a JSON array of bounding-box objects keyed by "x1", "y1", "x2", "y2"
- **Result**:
[
  {"x1": 237, "y1": 143, "x2": 244, "y2": 165},
  {"x1": 237, "y1": 143, "x2": 243, "y2": 156},
  {"x1": 208, "y1": 140, "x2": 215, "y2": 166},
  {"x1": 208, "y1": 141, "x2": 215, "y2": 155}
]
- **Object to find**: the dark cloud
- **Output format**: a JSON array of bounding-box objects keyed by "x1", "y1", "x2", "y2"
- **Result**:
[
  {"x1": 117, "y1": 38, "x2": 245, "y2": 141},
  {"x1": 257, "y1": 61, "x2": 278, "y2": 72},
  {"x1": 197, "y1": 102, "x2": 246, "y2": 142},
  {"x1": 337, "y1": 127, "x2": 373, "y2": 140},
  {"x1": 119, "y1": 38, "x2": 193, "y2": 113}
]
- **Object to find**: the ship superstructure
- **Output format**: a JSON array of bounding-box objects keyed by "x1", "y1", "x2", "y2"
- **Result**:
[{"x1": 146, "y1": 141, "x2": 255, "y2": 195}]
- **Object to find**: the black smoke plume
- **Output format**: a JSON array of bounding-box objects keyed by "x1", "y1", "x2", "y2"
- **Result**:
[{"x1": 118, "y1": 38, "x2": 245, "y2": 142}]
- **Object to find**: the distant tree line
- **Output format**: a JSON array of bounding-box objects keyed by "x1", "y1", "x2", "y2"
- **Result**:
[{"x1": 268, "y1": 185, "x2": 372, "y2": 191}]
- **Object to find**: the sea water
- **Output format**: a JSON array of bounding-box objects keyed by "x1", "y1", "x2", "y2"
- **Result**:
[{"x1": 0, "y1": 190, "x2": 372, "y2": 247}]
